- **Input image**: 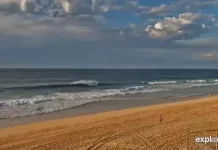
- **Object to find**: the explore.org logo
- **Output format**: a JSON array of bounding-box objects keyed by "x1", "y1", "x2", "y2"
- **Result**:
[{"x1": 196, "y1": 136, "x2": 218, "y2": 144}]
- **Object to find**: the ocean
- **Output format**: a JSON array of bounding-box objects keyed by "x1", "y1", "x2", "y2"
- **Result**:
[{"x1": 1, "y1": 69, "x2": 218, "y2": 118}]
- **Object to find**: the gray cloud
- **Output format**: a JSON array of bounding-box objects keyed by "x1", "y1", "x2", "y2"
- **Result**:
[
  {"x1": 176, "y1": 37, "x2": 218, "y2": 49},
  {"x1": 0, "y1": 0, "x2": 217, "y2": 18},
  {"x1": 194, "y1": 51, "x2": 218, "y2": 61},
  {"x1": 0, "y1": 0, "x2": 217, "y2": 68},
  {"x1": 0, "y1": 0, "x2": 217, "y2": 52},
  {"x1": 0, "y1": 0, "x2": 21, "y2": 13}
]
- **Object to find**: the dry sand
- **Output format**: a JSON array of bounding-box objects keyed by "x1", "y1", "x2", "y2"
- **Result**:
[{"x1": 1, "y1": 96, "x2": 218, "y2": 150}]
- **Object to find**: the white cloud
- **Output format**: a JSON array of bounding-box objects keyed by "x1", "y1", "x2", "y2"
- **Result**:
[
  {"x1": 145, "y1": 13, "x2": 215, "y2": 40},
  {"x1": 148, "y1": 4, "x2": 168, "y2": 16}
]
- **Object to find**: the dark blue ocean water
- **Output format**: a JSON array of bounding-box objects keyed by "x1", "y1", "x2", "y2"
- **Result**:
[{"x1": 1, "y1": 69, "x2": 218, "y2": 118}]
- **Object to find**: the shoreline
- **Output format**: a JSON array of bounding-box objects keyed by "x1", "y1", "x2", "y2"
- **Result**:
[{"x1": 0, "y1": 92, "x2": 210, "y2": 129}]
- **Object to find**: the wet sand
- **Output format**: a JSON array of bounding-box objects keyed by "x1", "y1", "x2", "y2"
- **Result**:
[{"x1": 1, "y1": 95, "x2": 218, "y2": 149}]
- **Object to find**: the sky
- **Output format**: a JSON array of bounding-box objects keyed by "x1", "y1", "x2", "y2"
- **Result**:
[{"x1": 0, "y1": 0, "x2": 218, "y2": 68}]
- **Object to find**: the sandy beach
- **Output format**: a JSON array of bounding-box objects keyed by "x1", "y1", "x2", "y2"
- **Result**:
[{"x1": 1, "y1": 95, "x2": 218, "y2": 150}]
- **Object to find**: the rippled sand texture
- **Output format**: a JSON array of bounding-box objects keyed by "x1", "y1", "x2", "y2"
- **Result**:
[{"x1": 1, "y1": 96, "x2": 218, "y2": 150}]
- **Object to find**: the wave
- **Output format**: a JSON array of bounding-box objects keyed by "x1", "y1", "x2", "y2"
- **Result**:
[
  {"x1": 3, "y1": 96, "x2": 56, "y2": 107},
  {"x1": 123, "y1": 86, "x2": 145, "y2": 91},
  {"x1": 148, "y1": 81, "x2": 180, "y2": 85},
  {"x1": 1, "y1": 87, "x2": 165, "y2": 107},
  {"x1": 0, "y1": 86, "x2": 167, "y2": 118},
  {"x1": 147, "y1": 79, "x2": 213, "y2": 85},
  {"x1": 0, "y1": 80, "x2": 115, "y2": 91},
  {"x1": 2, "y1": 79, "x2": 218, "y2": 92},
  {"x1": 71, "y1": 80, "x2": 98, "y2": 86},
  {"x1": 2, "y1": 78, "x2": 218, "y2": 118},
  {"x1": 185, "y1": 80, "x2": 207, "y2": 83},
  {"x1": 191, "y1": 83, "x2": 218, "y2": 88}
]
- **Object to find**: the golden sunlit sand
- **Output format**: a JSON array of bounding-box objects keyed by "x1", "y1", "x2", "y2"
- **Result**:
[{"x1": 1, "y1": 96, "x2": 218, "y2": 150}]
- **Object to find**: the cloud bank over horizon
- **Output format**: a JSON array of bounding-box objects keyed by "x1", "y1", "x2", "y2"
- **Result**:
[{"x1": 0, "y1": 0, "x2": 218, "y2": 68}]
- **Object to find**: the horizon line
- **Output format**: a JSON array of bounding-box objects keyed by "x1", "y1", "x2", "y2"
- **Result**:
[{"x1": 0, "y1": 68, "x2": 218, "y2": 70}]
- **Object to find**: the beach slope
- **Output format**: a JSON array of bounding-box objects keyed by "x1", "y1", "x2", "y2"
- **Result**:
[{"x1": 1, "y1": 96, "x2": 218, "y2": 150}]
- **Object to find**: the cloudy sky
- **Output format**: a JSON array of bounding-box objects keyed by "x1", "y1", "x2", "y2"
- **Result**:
[{"x1": 0, "y1": 0, "x2": 218, "y2": 68}]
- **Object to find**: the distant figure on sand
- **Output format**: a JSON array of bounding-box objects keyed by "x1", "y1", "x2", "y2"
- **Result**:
[{"x1": 160, "y1": 115, "x2": 163, "y2": 123}]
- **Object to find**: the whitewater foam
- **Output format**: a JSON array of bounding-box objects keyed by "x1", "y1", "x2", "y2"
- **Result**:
[
  {"x1": 147, "y1": 79, "x2": 213, "y2": 85},
  {"x1": 148, "y1": 81, "x2": 179, "y2": 85},
  {"x1": 70, "y1": 80, "x2": 99, "y2": 86},
  {"x1": 124, "y1": 86, "x2": 145, "y2": 91},
  {"x1": 6, "y1": 99, "x2": 29, "y2": 106},
  {"x1": 186, "y1": 80, "x2": 207, "y2": 83},
  {"x1": 0, "y1": 86, "x2": 166, "y2": 118}
]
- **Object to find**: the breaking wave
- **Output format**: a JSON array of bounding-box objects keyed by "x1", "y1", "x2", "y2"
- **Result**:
[
  {"x1": 148, "y1": 81, "x2": 179, "y2": 85},
  {"x1": 0, "y1": 80, "x2": 115, "y2": 91},
  {"x1": 1, "y1": 87, "x2": 165, "y2": 107},
  {"x1": 147, "y1": 79, "x2": 218, "y2": 85},
  {"x1": 0, "y1": 86, "x2": 166, "y2": 118},
  {"x1": 186, "y1": 80, "x2": 207, "y2": 83}
]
